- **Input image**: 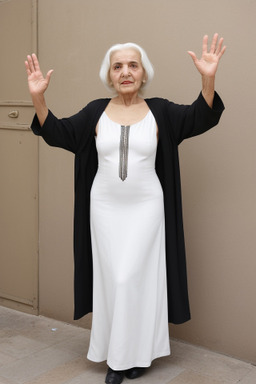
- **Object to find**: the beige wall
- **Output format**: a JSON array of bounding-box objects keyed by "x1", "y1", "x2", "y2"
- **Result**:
[{"x1": 35, "y1": 0, "x2": 256, "y2": 364}]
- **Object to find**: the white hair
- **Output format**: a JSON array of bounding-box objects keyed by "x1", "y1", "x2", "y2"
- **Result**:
[{"x1": 99, "y1": 42, "x2": 154, "y2": 92}]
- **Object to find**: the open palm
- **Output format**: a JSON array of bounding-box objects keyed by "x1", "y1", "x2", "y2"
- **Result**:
[
  {"x1": 25, "y1": 53, "x2": 53, "y2": 95},
  {"x1": 188, "y1": 33, "x2": 226, "y2": 77}
]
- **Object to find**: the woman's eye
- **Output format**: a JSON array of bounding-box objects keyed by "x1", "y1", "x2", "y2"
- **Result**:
[{"x1": 114, "y1": 65, "x2": 121, "y2": 70}]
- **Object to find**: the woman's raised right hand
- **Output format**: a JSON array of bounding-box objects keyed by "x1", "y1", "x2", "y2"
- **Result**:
[{"x1": 25, "y1": 53, "x2": 53, "y2": 96}]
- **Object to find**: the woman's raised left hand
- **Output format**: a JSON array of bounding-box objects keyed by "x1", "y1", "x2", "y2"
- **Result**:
[{"x1": 188, "y1": 33, "x2": 226, "y2": 78}]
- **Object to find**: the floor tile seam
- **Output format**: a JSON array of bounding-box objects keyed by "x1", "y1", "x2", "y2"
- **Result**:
[
  {"x1": 168, "y1": 369, "x2": 230, "y2": 384},
  {"x1": 171, "y1": 353, "x2": 254, "y2": 374},
  {"x1": 0, "y1": 350, "x2": 20, "y2": 361},
  {"x1": 162, "y1": 368, "x2": 186, "y2": 384},
  {"x1": 28, "y1": 343, "x2": 82, "y2": 360},
  {"x1": 0, "y1": 374, "x2": 17, "y2": 384},
  {"x1": 23, "y1": 356, "x2": 88, "y2": 384},
  {"x1": 0, "y1": 342, "x2": 61, "y2": 366},
  {"x1": 36, "y1": 315, "x2": 89, "y2": 332},
  {"x1": 172, "y1": 365, "x2": 237, "y2": 384},
  {"x1": 0, "y1": 354, "x2": 36, "y2": 372},
  {"x1": 234, "y1": 366, "x2": 256, "y2": 383},
  {"x1": 44, "y1": 333, "x2": 88, "y2": 351},
  {"x1": 18, "y1": 326, "x2": 87, "y2": 338},
  {"x1": 170, "y1": 353, "x2": 240, "y2": 370},
  {"x1": 0, "y1": 344, "x2": 81, "y2": 373},
  {"x1": 169, "y1": 355, "x2": 250, "y2": 383},
  {"x1": 170, "y1": 338, "x2": 255, "y2": 367},
  {"x1": 0, "y1": 328, "x2": 87, "y2": 351},
  {"x1": 0, "y1": 353, "x2": 84, "y2": 384}
]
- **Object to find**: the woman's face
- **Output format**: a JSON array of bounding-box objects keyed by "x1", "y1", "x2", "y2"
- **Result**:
[{"x1": 109, "y1": 48, "x2": 146, "y2": 96}]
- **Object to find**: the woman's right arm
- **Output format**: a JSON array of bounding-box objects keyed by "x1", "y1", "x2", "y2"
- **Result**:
[
  {"x1": 25, "y1": 53, "x2": 54, "y2": 126},
  {"x1": 25, "y1": 54, "x2": 102, "y2": 154}
]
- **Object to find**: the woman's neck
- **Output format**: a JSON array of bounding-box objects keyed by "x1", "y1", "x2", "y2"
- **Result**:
[{"x1": 112, "y1": 93, "x2": 143, "y2": 107}]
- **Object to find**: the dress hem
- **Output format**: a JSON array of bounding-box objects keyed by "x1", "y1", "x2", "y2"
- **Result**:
[{"x1": 87, "y1": 349, "x2": 171, "y2": 371}]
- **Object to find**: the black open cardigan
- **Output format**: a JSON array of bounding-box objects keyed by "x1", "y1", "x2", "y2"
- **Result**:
[{"x1": 31, "y1": 91, "x2": 224, "y2": 324}]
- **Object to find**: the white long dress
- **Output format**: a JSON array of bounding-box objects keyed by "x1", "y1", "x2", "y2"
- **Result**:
[{"x1": 87, "y1": 110, "x2": 170, "y2": 370}]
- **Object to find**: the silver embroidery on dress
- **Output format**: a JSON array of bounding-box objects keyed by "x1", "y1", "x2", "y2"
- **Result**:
[{"x1": 119, "y1": 125, "x2": 130, "y2": 181}]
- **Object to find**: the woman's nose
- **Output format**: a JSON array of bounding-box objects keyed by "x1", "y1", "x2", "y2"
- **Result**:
[{"x1": 122, "y1": 65, "x2": 130, "y2": 76}]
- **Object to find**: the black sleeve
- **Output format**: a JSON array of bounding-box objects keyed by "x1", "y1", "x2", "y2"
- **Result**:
[
  {"x1": 166, "y1": 92, "x2": 225, "y2": 145},
  {"x1": 31, "y1": 106, "x2": 93, "y2": 154}
]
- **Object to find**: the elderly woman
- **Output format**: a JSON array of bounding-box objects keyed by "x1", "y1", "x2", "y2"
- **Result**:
[{"x1": 25, "y1": 34, "x2": 225, "y2": 384}]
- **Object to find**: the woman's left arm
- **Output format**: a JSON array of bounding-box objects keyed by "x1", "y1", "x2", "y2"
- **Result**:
[{"x1": 188, "y1": 33, "x2": 226, "y2": 107}]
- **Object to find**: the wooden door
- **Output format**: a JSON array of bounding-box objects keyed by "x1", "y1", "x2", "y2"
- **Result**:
[{"x1": 0, "y1": 0, "x2": 38, "y2": 314}]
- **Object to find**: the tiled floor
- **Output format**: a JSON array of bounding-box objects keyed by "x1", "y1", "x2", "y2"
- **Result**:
[{"x1": 0, "y1": 306, "x2": 255, "y2": 384}]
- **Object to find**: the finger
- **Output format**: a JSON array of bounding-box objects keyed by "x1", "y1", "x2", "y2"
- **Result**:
[
  {"x1": 187, "y1": 51, "x2": 197, "y2": 63},
  {"x1": 215, "y1": 37, "x2": 224, "y2": 55},
  {"x1": 26, "y1": 55, "x2": 35, "y2": 73},
  {"x1": 31, "y1": 53, "x2": 41, "y2": 72},
  {"x1": 210, "y1": 33, "x2": 219, "y2": 54},
  {"x1": 24, "y1": 60, "x2": 31, "y2": 76},
  {"x1": 218, "y1": 45, "x2": 227, "y2": 59},
  {"x1": 202, "y1": 35, "x2": 208, "y2": 55},
  {"x1": 45, "y1": 69, "x2": 54, "y2": 84}
]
